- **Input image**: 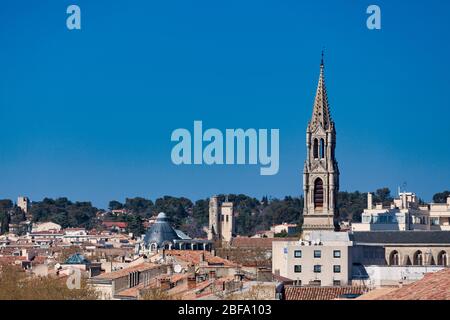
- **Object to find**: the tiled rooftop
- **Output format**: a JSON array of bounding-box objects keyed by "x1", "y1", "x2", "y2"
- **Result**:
[
  {"x1": 93, "y1": 262, "x2": 159, "y2": 280},
  {"x1": 165, "y1": 250, "x2": 236, "y2": 267},
  {"x1": 284, "y1": 286, "x2": 367, "y2": 300},
  {"x1": 375, "y1": 269, "x2": 450, "y2": 300}
]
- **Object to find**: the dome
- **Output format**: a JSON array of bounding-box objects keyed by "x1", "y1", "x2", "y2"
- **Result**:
[
  {"x1": 143, "y1": 212, "x2": 180, "y2": 248},
  {"x1": 157, "y1": 212, "x2": 167, "y2": 219},
  {"x1": 64, "y1": 253, "x2": 91, "y2": 265}
]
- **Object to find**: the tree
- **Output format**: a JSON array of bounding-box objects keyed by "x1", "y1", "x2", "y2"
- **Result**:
[
  {"x1": 140, "y1": 287, "x2": 173, "y2": 300},
  {"x1": 108, "y1": 200, "x2": 123, "y2": 211},
  {"x1": 126, "y1": 214, "x2": 145, "y2": 237},
  {"x1": 0, "y1": 200, "x2": 13, "y2": 234},
  {"x1": 432, "y1": 191, "x2": 450, "y2": 204},
  {"x1": 29, "y1": 197, "x2": 99, "y2": 229},
  {"x1": 0, "y1": 265, "x2": 98, "y2": 300},
  {"x1": 124, "y1": 197, "x2": 154, "y2": 217},
  {"x1": 226, "y1": 282, "x2": 274, "y2": 300},
  {"x1": 274, "y1": 229, "x2": 288, "y2": 238},
  {"x1": 374, "y1": 187, "x2": 393, "y2": 205}
]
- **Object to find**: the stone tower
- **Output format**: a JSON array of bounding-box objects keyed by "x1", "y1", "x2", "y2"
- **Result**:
[
  {"x1": 208, "y1": 196, "x2": 220, "y2": 240},
  {"x1": 220, "y1": 201, "x2": 234, "y2": 242},
  {"x1": 302, "y1": 54, "x2": 339, "y2": 231}
]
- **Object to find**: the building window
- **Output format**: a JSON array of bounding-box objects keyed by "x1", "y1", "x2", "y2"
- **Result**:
[
  {"x1": 294, "y1": 250, "x2": 302, "y2": 258},
  {"x1": 313, "y1": 265, "x2": 321, "y2": 273},
  {"x1": 333, "y1": 265, "x2": 341, "y2": 273},
  {"x1": 413, "y1": 250, "x2": 423, "y2": 266},
  {"x1": 431, "y1": 218, "x2": 439, "y2": 226},
  {"x1": 438, "y1": 251, "x2": 448, "y2": 266},
  {"x1": 389, "y1": 250, "x2": 400, "y2": 266},
  {"x1": 313, "y1": 139, "x2": 319, "y2": 158},
  {"x1": 294, "y1": 265, "x2": 302, "y2": 273},
  {"x1": 319, "y1": 138, "x2": 325, "y2": 159},
  {"x1": 333, "y1": 280, "x2": 341, "y2": 286},
  {"x1": 314, "y1": 250, "x2": 321, "y2": 258},
  {"x1": 333, "y1": 250, "x2": 341, "y2": 258}
]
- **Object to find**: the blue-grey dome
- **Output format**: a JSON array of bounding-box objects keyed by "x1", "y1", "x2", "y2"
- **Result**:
[{"x1": 143, "y1": 212, "x2": 180, "y2": 247}]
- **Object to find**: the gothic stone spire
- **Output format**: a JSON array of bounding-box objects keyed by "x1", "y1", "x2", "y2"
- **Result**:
[{"x1": 309, "y1": 54, "x2": 333, "y2": 131}]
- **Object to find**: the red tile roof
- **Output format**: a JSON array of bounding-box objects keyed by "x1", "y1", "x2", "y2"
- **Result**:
[
  {"x1": 0, "y1": 256, "x2": 27, "y2": 265},
  {"x1": 92, "y1": 262, "x2": 160, "y2": 280},
  {"x1": 285, "y1": 286, "x2": 367, "y2": 300},
  {"x1": 376, "y1": 269, "x2": 450, "y2": 300},
  {"x1": 165, "y1": 250, "x2": 237, "y2": 267},
  {"x1": 102, "y1": 221, "x2": 128, "y2": 228}
]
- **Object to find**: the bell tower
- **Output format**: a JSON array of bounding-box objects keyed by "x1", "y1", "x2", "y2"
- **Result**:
[{"x1": 302, "y1": 53, "x2": 339, "y2": 231}]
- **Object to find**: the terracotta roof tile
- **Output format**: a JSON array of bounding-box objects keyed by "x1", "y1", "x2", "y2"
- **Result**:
[
  {"x1": 165, "y1": 250, "x2": 236, "y2": 267},
  {"x1": 285, "y1": 286, "x2": 366, "y2": 300},
  {"x1": 93, "y1": 262, "x2": 160, "y2": 280},
  {"x1": 376, "y1": 269, "x2": 450, "y2": 300}
]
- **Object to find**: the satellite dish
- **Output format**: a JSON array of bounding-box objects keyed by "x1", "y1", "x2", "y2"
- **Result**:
[
  {"x1": 174, "y1": 264, "x2": 182, "y2": 273},
  {"x1": 55, "y1": 263, "x2": 61, "y2": 270}
]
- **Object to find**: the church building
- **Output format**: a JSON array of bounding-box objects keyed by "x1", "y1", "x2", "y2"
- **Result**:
[{"x1": 302, "y1": 53, "x2": 340, "y2": 232}]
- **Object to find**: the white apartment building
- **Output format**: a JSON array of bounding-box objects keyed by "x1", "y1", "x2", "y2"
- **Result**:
[
  {"x1": 429, "y1": 197, "x2": 450, "y2": 230},
  {"x1": 272, "y1": 231, "x2": 352, "y2": 287},
  {"x1": 351, "y1": 192, "x2": 446, "y2": 231}
]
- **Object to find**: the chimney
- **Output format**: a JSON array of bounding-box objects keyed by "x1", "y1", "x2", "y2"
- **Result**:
[
  {"x1": 187, "y1": 276, "x2": 196, "y2": 289},
  {"x1": 167, "y1": 265, "x2": 173, "y2": 276},
  {"x1": 367, "y1": 193, "x2": 373, "y2": 210},
  {"x1": 447, "y1": 196, "x2": 450, "y2": 206}
]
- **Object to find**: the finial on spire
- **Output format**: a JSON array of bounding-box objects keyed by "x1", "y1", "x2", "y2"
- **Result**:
[{"x1": 321, "y1": 48, "x2": 325, "y2": 67}]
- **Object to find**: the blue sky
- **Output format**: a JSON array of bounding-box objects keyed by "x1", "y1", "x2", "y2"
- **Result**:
[{"x1": 1, "y1": 0, "x2": 449, "y2": 208}]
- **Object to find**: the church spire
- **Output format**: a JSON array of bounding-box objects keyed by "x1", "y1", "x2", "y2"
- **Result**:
[{"x1": 309, "y1": 51, "x2": 332, "y2": 131}]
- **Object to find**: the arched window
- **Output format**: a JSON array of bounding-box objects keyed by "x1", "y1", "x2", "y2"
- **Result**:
[
  {"x1": 314, "y1": 178, "x2": 324, "y2": 209},
  {"x1": 389, "y1": 250, "x2": 400, "y2": 266},
  {"x1": 319, "y1": 139, "x2": 325, "y2": 159},
  {"x1": 413, "y1": 250, "x2": 423, "y2": 266},
  {"x1": 313, "y1": 139, "x2": 319, "y2": 158},
  {"x1": 438, "y1": 251, "x2": 448, "y2": 266}
]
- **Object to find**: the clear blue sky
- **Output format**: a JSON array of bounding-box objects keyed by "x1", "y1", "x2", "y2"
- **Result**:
[{"x1": 1, "y1": 0, "x2": 449, "y2": 209}]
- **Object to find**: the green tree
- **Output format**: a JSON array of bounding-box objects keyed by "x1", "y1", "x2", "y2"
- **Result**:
[
  {"x1": 432, "y1": 191, "x2": 450, "y2": 203},
  {"x1": 124, "y1": 197, "x2": 154, "y2": 217},
  {"x1": 108, "y1": 200, "x2": 123, "y2": 211},
  {"x1": 374, "y1": 187, "x2": 393, "y2": 205},
  {"x1": 30, "y1": 197, "x2": 99, "y2": 229},
  {"x1": 126, "y1": 214, "x2": 145, "y2": 237},
  {"x1": 0, "y1": 200, "x2": 13, "y2": 234}
]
